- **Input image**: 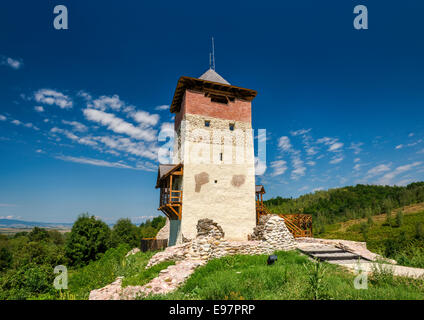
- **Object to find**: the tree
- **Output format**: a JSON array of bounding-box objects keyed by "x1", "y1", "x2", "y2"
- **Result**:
[
  {"x1": 395, "y1": 210, "x2": 404, "y2": 227},
  {"x1": 111, "y1": 218, "x2": 140, "y2": 248},
  {"x1": 28, "y1": 227, "x2": 49, "y2": 242},
  {"x1": 0, "y1": 247, "x2": 12, "y2": 272},
  {"x1": 65, "y1": 214, "x2": 111, "y2": 266},
  {"x1": 359, "y1": 222, "x2": 369, "y2": 242}
]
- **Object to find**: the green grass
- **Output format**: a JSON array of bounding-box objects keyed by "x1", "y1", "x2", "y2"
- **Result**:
[
  {"x1": 142, "y1": 251, "x2": 424, "y2": 300},
  {"x1": 63, "y1": 245, "x2": 173, "y2": 299}
]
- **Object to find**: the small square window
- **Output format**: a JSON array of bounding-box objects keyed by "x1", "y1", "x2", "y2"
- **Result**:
[
  {"x1": 229, "y1": 123, "x2": 235, "y2": 131},
  {"x1": 205, "y1": 120, "x2": 210, "y2": 127}
]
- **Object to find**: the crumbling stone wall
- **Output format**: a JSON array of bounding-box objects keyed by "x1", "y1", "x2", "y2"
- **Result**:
[{"x1": 146, "y1": 217, "x2": 296, "y2": 268}]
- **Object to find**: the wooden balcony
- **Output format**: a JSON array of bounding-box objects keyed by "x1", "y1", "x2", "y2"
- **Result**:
[{"x1": 156, "y1": 164, "x2": 183, "y2": 220}]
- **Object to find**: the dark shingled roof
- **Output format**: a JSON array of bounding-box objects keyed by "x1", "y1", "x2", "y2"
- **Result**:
[
  {"x1": 256, "y1": 185, "x2": 265, "y2": 193},
  {"x1": 155, "y1": 164, "x2": 182, "y2": 188}
]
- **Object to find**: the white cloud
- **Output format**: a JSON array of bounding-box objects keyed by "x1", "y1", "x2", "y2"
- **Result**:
[
  {"x1": 83, "y1": 108, "x2": 156, "y2": 142},
  {"x1": 155, "y1": 105, "x2": 169, "y2": 111},
  {"x1": 34, "y1": 89, "x2": 73, "y2": 109},
  {"x1": 270, "y1": 160, "x2": 287, "y2": 176},
  {"x1": 377, "y1": 162, "x2": 423, "y2": 185},
  {"x1": 0, "y1": 115, "x2": 6, "y2": 121},
  {"x1": 50, "y1": 127, "x2": 97, "y2": 147},
  {"x1": 1, "y1": 56, "x2": 23, "y2": 69},
  {"x1": 290, "y1": 128, "x2": 311, "y2": 136},
  {"x1": 11, "y1": 119, "x2": 39, "y2": 130},
  {"x1": 349, "y1": 142, "x2": 363, "y2": 154},
  {"x1": 306, "y1": 161, "x2": 316, "y2": 166},
  {"x1": 96, "y1": 136, "x2": 157, "y2": 160},
  {"x1": 62, "y1": 120, "x2": 88, "y2": 132},
  {"x1": 409, "y1": 133, "x2": 414, "y2": 137},
  {"x1": 395, "y1": 144, "x2": 403, "y2": 149},
  {"x1": 353, "y1": 163, "x2": 361, "y2": 171},
  {"x1": 330, "y1": 156, "x2": 344, "y2": 164},
  {"x1": 278, "y1": 136, "x2": 292, "y2": 152},
  {"x1": 34, "y1": 106, "x2": 44, "y2": 112},
  {"x1": 35, "y1": 149, "x2": 44, "y2": 153},
  {"x1": 354, "y1": 158, "x2": 360, "y2": 163},
  {"x1": 313, "y1": 187, "x2": 324, "y2": 192},
  {"x1": 328, "y1": 142, "x2": 344, "y2": 152},
  {"x1": 130, "y1": 110, "x2": 159, "y2": 127},
  {"x1": 90, "y1": 94, "x2": 124, "y2": 111},
  {"x1": 306, "y1": 146, "x2": 318, "y2": 156},
  {"x1": 291, "y1": 155, "x2": 306, "y2": 179},
  {"x1": 298, "y1": 186, "x2": 309, "y2": 192},
  {"x1": 418, "y1": 149, "x2": 424, "y2": 154},
  {"x1": 56, "y1": 155, "x2": 156, "y2": 171},
  {"x1": 56, "y1": 155, "x2": 135, "y2": 169},
  {"x1": 367, "y1": 164, "x2": 391, "y2": 177}
]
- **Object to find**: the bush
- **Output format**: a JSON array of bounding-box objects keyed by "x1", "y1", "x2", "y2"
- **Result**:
[
  {"x1": 0, "y1": 263, "x2": 56, "y2": 300},
  {"x1": 111, "y1": 218, "x2": 140, "y2": 248},
  {"x1": 0, "y1": 247, "x2": 12, "y2": 272},
  {"x1": 65, "y1": 214, "x2": 111, "y2": 266},
  {"x1": 396, "y1": 210, "x2": 404, "y2": 227},
  {"x1": 415, "y1": 222, "x2": 424, "y2": 239}
]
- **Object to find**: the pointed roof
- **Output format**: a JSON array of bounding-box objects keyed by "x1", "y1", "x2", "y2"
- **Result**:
[{"x1": 199, "y1": 68, "x2": 230, "y2": 85}]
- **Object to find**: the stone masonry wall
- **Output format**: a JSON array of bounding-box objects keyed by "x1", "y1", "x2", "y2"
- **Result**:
[{"x1": 146, "y1": 216, "x2": 296, "y2": 268}]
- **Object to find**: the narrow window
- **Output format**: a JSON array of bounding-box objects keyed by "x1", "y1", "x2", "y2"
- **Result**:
[
  {"x1": 205, "y1": 120, "x2": 210, "y2": 127},
  {"x1": 220, "y1": 153, "x2": 223, "y2": 161},
  {"x1": 229, "y1": 123, "x2": 235, "y2": 131}
]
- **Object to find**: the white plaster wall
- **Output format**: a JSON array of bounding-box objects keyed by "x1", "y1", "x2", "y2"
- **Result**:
[{"x1": 177, "y1": 114, "x2": 256, "y2": 240}]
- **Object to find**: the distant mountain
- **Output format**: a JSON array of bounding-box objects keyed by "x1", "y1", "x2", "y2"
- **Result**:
[{"x1": 0, "y1": 219, "x2": 73, "y2": 229}]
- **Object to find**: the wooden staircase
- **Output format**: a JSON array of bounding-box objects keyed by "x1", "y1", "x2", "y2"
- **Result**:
[{"x1": 256, "y1": 203, "x2": 313, "y2": 238}]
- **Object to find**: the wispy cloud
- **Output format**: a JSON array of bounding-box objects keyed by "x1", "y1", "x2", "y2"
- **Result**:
[
  {"x1": 155, "y1": 104, "x2": 169, "y2": 111},
  {"x1": 62, "y1": 120, "x2": 88, "y2": 132},
  {"x1": 34, "y1": 89, "x2": 73, "y2": 109},
  {"x1": 0, "y1": 55, "x2": 23, "y2": 69},
  {"x1": 290, "y1": 128, "x2": 311, "y2": 136},
  {"x1": 377, "y1": 161, "x2": 423, "y2": 185},
  {"x1": 270, "y1": 160, "x2": 287, "y2": 176},
  {"x1": 34, "y1": 106, "x2": 44, "y2": 112},
  {"x1": 83, "y1": 108, "x2": 157, "y2": 142},
  {"x1": 349, "y1": 142, "x2": 363, "y2": 155},
  {"x1": 11, "y1": 119, "x2": 39, "y2": 130},
  {"x1": 56, "y1": 155, "x2": 135, "y2": 170}
]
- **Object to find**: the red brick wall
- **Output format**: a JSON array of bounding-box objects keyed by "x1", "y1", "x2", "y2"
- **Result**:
[{"x1": 174, "y1": 90, "x2": 252, "y2": 130}]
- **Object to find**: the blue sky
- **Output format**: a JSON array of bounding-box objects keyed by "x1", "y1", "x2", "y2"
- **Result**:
[{"x1": 1, "y1": 1, "x2": 423, "y2": 223}]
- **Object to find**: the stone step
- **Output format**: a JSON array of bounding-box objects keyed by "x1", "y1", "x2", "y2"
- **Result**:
[
  {"x1": 312, "y1": 252, "x2": 361, "y2": 261},
  {"x1": 301, "y1": 249, "x2": 346, "y2": 255}
]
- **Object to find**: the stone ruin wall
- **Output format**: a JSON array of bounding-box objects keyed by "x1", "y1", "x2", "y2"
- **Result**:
[{"x1": 147, "y1": 215, "x2": 296, "y2": 268}]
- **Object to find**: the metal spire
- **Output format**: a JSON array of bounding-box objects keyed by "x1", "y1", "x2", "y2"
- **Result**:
[{"x1": 211, "y1": 37, "x2": 215, "y2": 70}]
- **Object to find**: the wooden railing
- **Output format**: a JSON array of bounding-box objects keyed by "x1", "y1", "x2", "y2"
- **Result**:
[
  {"x1": 256, "y1": 202, "x2": 313, "y2": 238},
  {"x1": 160, "y1": 188, "x2": 182, "y2": 206}
]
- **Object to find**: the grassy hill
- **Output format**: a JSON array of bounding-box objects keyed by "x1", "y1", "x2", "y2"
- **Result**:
[
  {"x1": 318, "y1": 203, "x2": 424, "y2": 268},
  {"x1": 264, "y1": 182, "x2": 424, "y2": 233}
]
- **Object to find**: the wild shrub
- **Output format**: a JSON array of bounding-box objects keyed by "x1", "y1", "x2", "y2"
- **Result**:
[
  {"x1": 303, "y1": 259, "x2": 329, "y2": 300},
  {"x1": 395, "y1": 210, "x2": 404, "y2": 227}
]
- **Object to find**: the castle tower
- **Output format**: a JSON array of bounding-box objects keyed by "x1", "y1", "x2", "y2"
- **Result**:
[{"x1": 156, "y1": 68, "x2": 257, "y2": 245}]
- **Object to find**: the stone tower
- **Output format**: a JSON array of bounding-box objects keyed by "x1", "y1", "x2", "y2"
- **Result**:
[{"x1": 156, "y1": 68, "x2": 257, "y2": 245}]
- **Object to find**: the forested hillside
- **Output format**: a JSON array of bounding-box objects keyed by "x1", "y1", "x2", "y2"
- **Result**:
[
  {"x1": 264, "y1": 182, "x2": 424, "y2": 232},
  {"x1": 0, "y1": 214, "x2": 166, "y2": 299}
]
